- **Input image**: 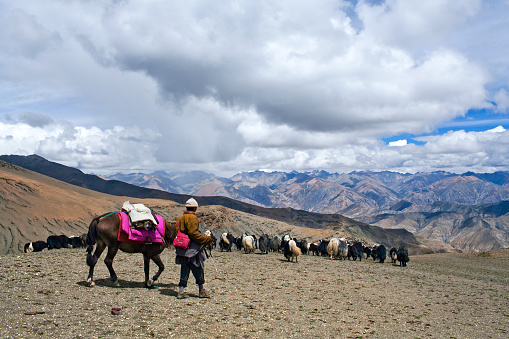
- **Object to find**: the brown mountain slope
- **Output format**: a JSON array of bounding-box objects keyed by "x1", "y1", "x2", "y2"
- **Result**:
[
  {"x1": 363, "y1": 206, "x2": 509, "y2": 253},
  {"x1": 0, "y1": 161, "x2": 337, "y2": 254},
  {"x1": 0, "y1": 154, "x2": 374, "y2": 230},
  {"x1": 0, "y1": 161, "x2": 453, "y2": 254},
  {"x1": 0, "y1": 161, "x2": 128, "y2": 253}
]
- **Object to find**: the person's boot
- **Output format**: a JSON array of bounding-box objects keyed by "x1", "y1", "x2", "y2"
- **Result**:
[
  {"x1": 177, "y1": 291, "x2": 189, "y2": 299},
  {"x1": 199, "y1": 289, "x2": 211, "y2": 298}
]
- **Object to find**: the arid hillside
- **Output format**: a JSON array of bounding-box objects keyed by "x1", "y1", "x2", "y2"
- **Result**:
[
  {"x1": 0, "y1": 161, "x2": 453, "y2": 255},
  {"x1": 0, "y1": 161, "x2": 335, "y2": 254},
  {"x1": 0, "y1": 161, "x2": 128, "y2": 254},
  {"x1": 2, "y1": 155, "x2": 507, "y2": 253}
]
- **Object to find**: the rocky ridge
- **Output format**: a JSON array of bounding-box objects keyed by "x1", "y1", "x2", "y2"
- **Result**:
[{"x1": 0, "y1": 160, "x2": 450, "y2": 255}]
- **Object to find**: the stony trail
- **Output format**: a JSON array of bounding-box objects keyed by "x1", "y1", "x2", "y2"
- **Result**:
[{"x1": 1, "y1": 248, "x2": 508, "y2": 338}]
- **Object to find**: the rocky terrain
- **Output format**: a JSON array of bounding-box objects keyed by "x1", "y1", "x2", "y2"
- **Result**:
[
  {"x1": 101, "y1": 166, "x2": 509, "y2": 216},
  {"x1": 0, "y1": 160, "x2": 450, "y2": 255},
  {"x1": 361, "y1": 206, "x2": 509, "y2": 253},
  {"x1": 1, "y1": 157, "x2": 507, "y2": 338},
  {"x1": 0, "y1": 160, "x2": 308, "y2": 255},
  {"x1": 100, "y1": 162, "x2": 509, "y2": 253},
  {"x1": 1, "y1": 247, "x2": 508, "y2": 338}
]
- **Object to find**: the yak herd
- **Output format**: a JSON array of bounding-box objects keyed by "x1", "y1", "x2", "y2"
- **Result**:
[
  {"x1": 216, "y1": 232, "x2": 410, "y2": 267},
  {"x1": 23, "y1": 234, "x2": 86, "y2": 253},
  {"x1": 23, "y1": 230, "x2": 410, "y2": 267}
]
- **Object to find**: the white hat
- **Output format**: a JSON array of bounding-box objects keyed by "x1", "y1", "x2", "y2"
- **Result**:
[{"x1": 185, "y1": 198, "x2": 198, "y2": 207}]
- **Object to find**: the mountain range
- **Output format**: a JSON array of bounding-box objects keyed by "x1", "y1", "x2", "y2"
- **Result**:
[
  {"x1": 1, "y1": 154, "x2": 508, "y2": 253},
  {"x1": 104, "y1": 169, "x2": 509, "y2": 214},
  {"x1": 0, "y1": 155, "x2": 447, "y2": 255},
  {"x1": 103, "y1": 166, "x2": 509, "y2": 253}
]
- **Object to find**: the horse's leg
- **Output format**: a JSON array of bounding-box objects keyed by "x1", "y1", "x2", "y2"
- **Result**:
[
  {"x1": 104, "y1": 244, "x2": 120, "y2": 287},
  {"x1": 143, "y1": 254, "x2": 151, "y2": 287},
  {"x1": 145, "y1": 254, "x2": 165, "y2": 288},
  {"x1": 86, "y1": 242, "x2": 106, "y2": 287}
]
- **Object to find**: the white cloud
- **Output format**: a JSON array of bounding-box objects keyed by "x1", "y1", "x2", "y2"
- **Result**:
[
  {"x1": 0, "y1": 121, "x2": 161, "y2": 172},
  {"x1": 487, "y1": 126, "x2": 506, "y2": 133},
  {"x1": 357, "y1": 0, "x2": 481, "y2": 52},
  {"x1": 388, "y1": 139, "x2": 408, "y2": 147},
  {"x1": 2, "y1": 119, "x2": 509, "y2": 175},
  {"x1": 0, "y1": 0, "x2": 508, "y2": 175},
  {"x1": 493, "y1": 88, "x2": 509, "y2": 113},
  {"x1": 226, "y1": 127, "x2": 509, "y2": 174}
]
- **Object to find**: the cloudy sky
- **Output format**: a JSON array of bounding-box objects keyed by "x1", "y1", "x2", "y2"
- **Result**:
[{"x1": 1, "y1": 0, "x2": 509, "y2": 176}]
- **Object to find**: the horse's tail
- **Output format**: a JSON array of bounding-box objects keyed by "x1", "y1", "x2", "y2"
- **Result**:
[{"x1": 85, "y1": 212, "x2": 110, "y2": 266}]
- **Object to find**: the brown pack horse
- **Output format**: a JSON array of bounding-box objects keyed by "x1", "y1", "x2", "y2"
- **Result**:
[{"x1": 85, "y1": 212, "x2": 177, "y2": 288}]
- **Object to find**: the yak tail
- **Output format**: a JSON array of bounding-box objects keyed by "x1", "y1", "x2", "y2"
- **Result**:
[{"x1": 289, "y1": 241, "x2": 301, "y2": 256}]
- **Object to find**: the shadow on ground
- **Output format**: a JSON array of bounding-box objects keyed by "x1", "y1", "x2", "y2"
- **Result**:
[{"x1": 76, "y1": 279, "x2": 178, "y2": 290}]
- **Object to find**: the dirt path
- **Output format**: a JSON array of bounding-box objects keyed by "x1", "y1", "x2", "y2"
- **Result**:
[{"x1": 1, "y1": 248, "x2": 508, "y2": 338}]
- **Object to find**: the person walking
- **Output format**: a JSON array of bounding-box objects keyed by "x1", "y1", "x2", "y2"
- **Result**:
[{"x1": 175, "y1": 198, "x2": 213, "y2": 299}]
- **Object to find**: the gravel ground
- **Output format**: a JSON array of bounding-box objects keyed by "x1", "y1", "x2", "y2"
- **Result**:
[{"x1": 1, "y1": 247, "x2": 508, "y2": 338}]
